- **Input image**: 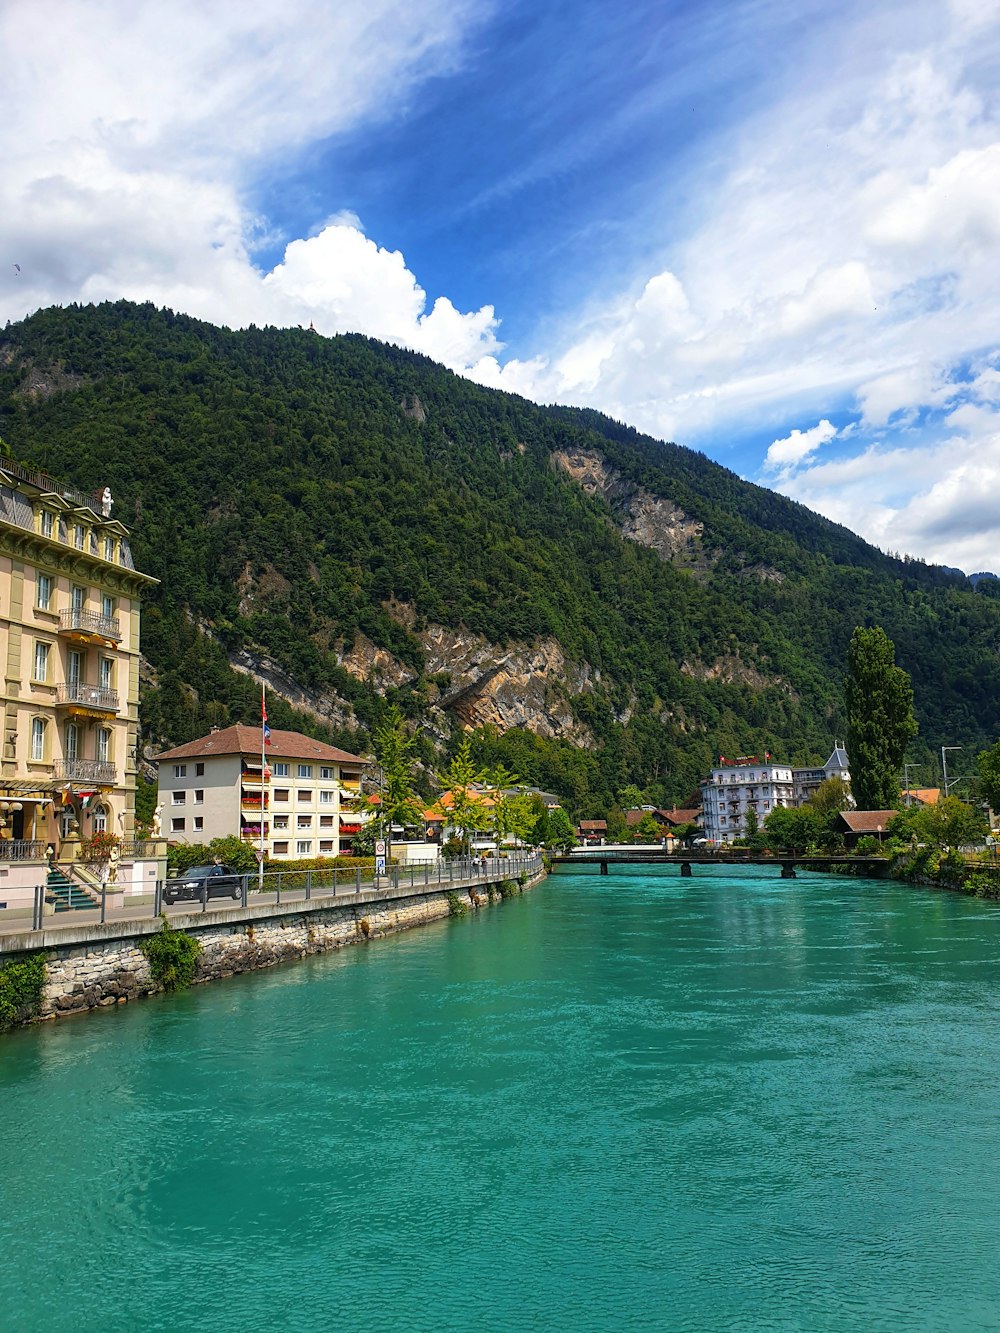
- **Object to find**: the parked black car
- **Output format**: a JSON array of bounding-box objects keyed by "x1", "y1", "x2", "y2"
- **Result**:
[{"x1": 163, "y1": 863, "x2": 244, "y2": 904}]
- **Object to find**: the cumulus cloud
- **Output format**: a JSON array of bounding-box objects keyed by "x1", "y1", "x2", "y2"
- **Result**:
[
  {"x1": 764, "y1": 420, "x2": 838, "y2": 472},
  {"x1": 0, "y1": 0, "x2": 500, "y2": 374}
]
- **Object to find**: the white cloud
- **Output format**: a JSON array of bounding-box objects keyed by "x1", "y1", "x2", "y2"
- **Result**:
[
  {"x1": 764, "y1": 420, "x2": 838, "y2": 472},
  {"x1": 0, "y1": 1, "x2": 500, "y2": 373}
]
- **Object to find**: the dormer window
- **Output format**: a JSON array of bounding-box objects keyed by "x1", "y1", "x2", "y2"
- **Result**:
[
  {"x1": 39, "y1": 510, "x2": 54, "y2": 538},
  {"x1": 103, "y1": 536, "x2": 116, "y2": 562},
  {"x1": 73, "y1": 523, "x2": 85, "y2": 550}
]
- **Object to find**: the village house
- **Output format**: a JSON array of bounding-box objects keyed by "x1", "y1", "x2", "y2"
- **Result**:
[{"x1": 155, "y1": 725, "x2": 367, "y2": 861}]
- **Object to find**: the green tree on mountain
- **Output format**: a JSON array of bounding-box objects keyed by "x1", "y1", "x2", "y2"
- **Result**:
[
  {"x1": 845, "y1": 626, "x2": 917, "y2": 810},
  {"x1": 435, "y1": 734, "x2": 487, "y2": 854}
]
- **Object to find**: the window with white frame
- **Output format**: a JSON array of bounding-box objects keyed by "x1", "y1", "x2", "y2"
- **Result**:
[
  {"x1": 171, "y1": 817, "x2": 185, "y2": 833},
  {"x1": 297, "y1": 815, "x2": 312, "y2": 829},
  {"x1": 297, "y1": 764, "x2": 312, "y2": 778},
  {"x1": 33, "y1": 641, "x2": 50, "y2": 682},
  {"x1": 296, "y1": 840, "x2": 311, "y2": 856},
  {"x1": 30, "y1": 717, "x2": 47, "y2": 761},
  {"x1": 194, "y1": 817, "x2": 204, "y2": 831},
  {"x1": 273, "y1": 816, "x2": 288, "y2": 829},
  {"x1": 36, "y1": 573, "x2": 53, "y2": 610},
  {"x1": 172, "y1": 791, "x2": 186, "y2": 805},
  {"x1": 71, "y1": 584, "x2": 85, "y2": 612},
  {"x1": 273, "y1": 762, "x2": 289, "y2": 777},
  {"x1": 67, "y1": 650, "x2": 83, "y2": 687},
  {"x1": 320, "y1": 840, "x2": 334, "y2": 853},
  {"x1": 102, "y1": 593, "x2": 115, "y2": 620},
  {"x1": 320, "y1": 790, "x2": 334, "y2": 804},
  {"x1": 320, "y1": 766, "x2": 334, "y2": 780},
  {"x1": 73, "y1": 523, "x2": 85, "y2": 550},
  {"x1": 173, "y1": 764, "x2": 186, "y2": 778},
  {"x1": 93, "y1": 804, "x2": 109, "y2": 833},
  {"x1": 194, "y1": 789, "x2": 204, "y2": 804},
  {"x1": 39, "y1": 510, "x2": 54, "y2": 538},
  {"x1": 99, "y1": 657, "x2": 113, "y2": 689},
  {"x1": 97, "y1": 729, "x2": 112, "y2": 763},
  {"x1": 64, "y1": 723, "x2": 80, "y2": 761},
  {"x1": 103, "y1": 536, "x2": 115, "y2": 562}
]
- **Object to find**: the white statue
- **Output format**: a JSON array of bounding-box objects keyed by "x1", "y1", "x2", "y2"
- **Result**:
[
  {"x1": 151, "y1": 804, "x2": 162, "y2": 838},
  {"x1": 101, "y1": 486, "x2": 113, "y2": 517}
]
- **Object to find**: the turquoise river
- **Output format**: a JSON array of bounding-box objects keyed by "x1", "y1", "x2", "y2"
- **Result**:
[{"x1": 3, "y1": 866, "x2": 1000, "y2": 1331}]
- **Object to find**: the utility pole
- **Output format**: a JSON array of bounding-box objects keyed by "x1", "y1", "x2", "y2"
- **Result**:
[{"x1": 941, "y1": 746, "x2": 963, "y2": 798}]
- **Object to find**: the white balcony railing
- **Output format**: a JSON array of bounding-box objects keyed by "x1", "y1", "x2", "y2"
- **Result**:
[
  {"x1": 59, "y1": 608, "x2": 121, "y2": 641},
  {"x1": 53, "y1": 758, "x2": 117, "y2": 784},
  {"x1": 55, "y1": 682, "x2": 119, "y2": 712}
]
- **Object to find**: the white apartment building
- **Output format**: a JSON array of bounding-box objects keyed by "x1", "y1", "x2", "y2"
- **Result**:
[
  {"x1": 699, "y1": 746, "x2": 852, "y2": 844},
  {"x1": 700, "y1": 758, "x2": 795, "y2": 844},
  {"x1": 155, "y1": 725, "x2": 367, "y2": 860}
]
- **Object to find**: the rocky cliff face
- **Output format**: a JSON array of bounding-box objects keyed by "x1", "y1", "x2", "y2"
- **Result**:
[{"x1": 551, "y1": 447, "x2": 705, "y2": 566}]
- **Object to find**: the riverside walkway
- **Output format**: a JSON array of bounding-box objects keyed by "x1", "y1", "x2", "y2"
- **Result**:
[{"x1": 0, "y1": 853, "x2": 542, "y2": 948}]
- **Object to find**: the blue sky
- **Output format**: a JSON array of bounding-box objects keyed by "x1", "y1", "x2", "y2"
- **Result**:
[{"x1": 3, "y1": 0, "x2": 1000, "y2": 571}]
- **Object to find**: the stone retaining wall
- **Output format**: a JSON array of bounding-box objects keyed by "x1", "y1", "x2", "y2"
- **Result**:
[{"x1": 23, "y1": 872, "x2": 544, "y2": 1022}]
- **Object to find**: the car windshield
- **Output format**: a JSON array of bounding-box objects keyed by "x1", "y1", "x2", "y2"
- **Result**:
[{"x1": 183, "y1": 866, "x2": 221, "y2": 878}]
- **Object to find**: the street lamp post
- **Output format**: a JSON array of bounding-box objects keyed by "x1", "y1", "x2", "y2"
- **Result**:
[{"x1": 942, "y1": 746, "x2": 963, "y2": 797}]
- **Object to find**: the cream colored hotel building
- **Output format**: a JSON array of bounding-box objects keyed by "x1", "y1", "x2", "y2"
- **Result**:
[{"x1": 0, "y1": 458, "x2": 157, "y2": 901}]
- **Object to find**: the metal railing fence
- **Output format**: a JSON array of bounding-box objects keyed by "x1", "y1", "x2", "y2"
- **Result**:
[{"x1": 0, "y1": 853, "x2": 544, "y2": 936}]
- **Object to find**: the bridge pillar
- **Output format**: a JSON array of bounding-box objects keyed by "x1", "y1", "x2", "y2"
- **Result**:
[
  {"x1": 600, "y1": 860, "x2": 608, "y2": 876},
  {"x1": 780, "y1": 862, "x2": 796, "y2": 878},
  {"x1": 680, "y1": 862, "x2": 692, "y2": 877}
]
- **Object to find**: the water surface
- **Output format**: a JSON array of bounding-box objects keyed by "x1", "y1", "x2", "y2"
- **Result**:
[{"x1": 3, "y1": 867, "x2": 1000, "y2": 1331}]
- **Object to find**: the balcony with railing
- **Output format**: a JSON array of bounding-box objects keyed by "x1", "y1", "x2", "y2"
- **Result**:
[
  {"x1": 55, "y1": 682, "x2": 119, "y2": 713},
  {"x1": 53, "y1": 758, "x2": 117, "y2": 784},
  {"x1": 59, "y1": 608, "x2": 121, "y2": 642}
]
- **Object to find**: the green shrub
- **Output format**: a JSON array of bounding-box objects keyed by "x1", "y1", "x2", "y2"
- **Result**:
[
  {"x1": 140, "y1": 917, "x2": 202, "y2": 991},
  {"x1": 517, "y1": 872, "x2": 528, "y2": 887},
  {"x1": 446, "y1": 891, "x2": 468, "y2": 917},
  {"x1": 498, "y1": 878, "x2": 521, "y2": 899},
  {"x1": 965, "y1": 870, "x2": 1000, "y2": 900},
  {"x1": 0, "y1": 952, "x2": 46, "y2": 1031}
]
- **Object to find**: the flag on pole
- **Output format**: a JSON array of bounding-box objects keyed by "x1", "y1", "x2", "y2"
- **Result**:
[{"x1": 261, "y1": 685, "x2": 271, "y2": 746}]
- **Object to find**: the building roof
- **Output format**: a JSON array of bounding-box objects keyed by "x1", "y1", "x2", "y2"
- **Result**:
[
  {"x1": 155, "y1": 725, "x2": 365, "y2": 765},
  {"x1": 579, "y1": 819, "x2": 607, "y2": 831},
  {"x1": 824, "y1": 745, "x2": 850, "y2": 770},
  {"x1": 836, "y1": 810, "x2": 897, "y2": 833},
  {"x1": 660, "y1": 807, "x2": 701, "y2": 825},
  {"x1": 903, "y1": 787, "x2": 940, "y2": 806}
]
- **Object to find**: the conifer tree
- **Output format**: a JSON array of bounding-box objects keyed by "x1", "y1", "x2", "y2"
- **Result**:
[{"x1": 845, "y1": 626, "x2": 917, "y2": 810}]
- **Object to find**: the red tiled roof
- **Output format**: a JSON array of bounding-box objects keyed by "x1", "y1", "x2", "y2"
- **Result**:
[
  {"x1": 837, "y1": 810, "x2": 897, "y2": 832},
  {"x1": 660, "y1": 807, "x2": 701, "y2": 825},
  {"x1": 579, "y1": 819, "x2": 607, "y2": 831},
  {"x1": 155, "y1": 725, "x2": 364, "y2": 765}
]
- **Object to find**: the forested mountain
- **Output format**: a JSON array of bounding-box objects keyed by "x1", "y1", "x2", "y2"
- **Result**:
[{"x1": 1, "y1": 301, "x2": 997, "y2": 812}]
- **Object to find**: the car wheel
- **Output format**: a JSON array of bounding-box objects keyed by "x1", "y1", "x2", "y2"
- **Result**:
[{"x1": 232, "y1": 887, "x2": 241, "y2": 900}]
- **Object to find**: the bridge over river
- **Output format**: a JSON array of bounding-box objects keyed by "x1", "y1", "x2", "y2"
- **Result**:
[{"x1": 552, "y1": 850, "x2": 889, "y2": 878}]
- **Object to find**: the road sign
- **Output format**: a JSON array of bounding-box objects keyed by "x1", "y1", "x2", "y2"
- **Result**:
[
  {"x1": 375, "y1": 839, "x2": 386, "y2": 856},
  {"x1": 375, "y1": 855, "x2": 386, "y2": 875}
]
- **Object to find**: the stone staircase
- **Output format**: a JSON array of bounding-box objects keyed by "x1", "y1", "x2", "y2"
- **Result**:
[{"x1": 46, "y1": 867, "x2": 99, "y2": 913}]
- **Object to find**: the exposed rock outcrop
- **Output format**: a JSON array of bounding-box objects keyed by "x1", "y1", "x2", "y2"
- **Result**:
[{"x1": 552, "y1": 447, "x2": 705, "y2": 565}]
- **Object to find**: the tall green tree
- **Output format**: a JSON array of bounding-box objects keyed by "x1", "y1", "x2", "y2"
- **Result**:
[
  {"x1": 370, "y1": 705, "x2": 423, "y2": 864},
  {"x1": 435, "y1": 735, "x2": 487, "y2": 853},
  {"x1": 845, "y1": 626, "x2": 917, "y2": 809},
  {"x1": 978, "y1": 740, "x2": 1000, "y2": 816}
]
